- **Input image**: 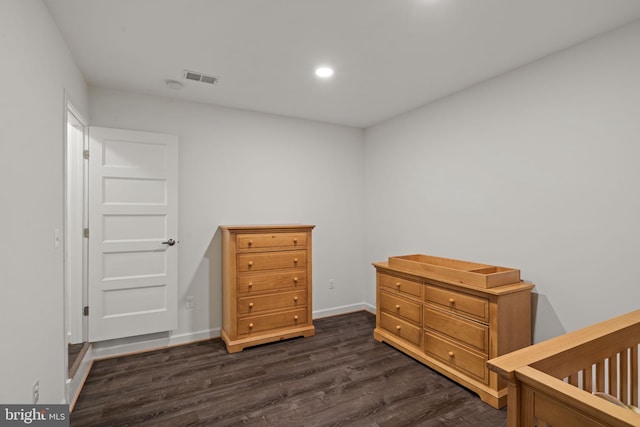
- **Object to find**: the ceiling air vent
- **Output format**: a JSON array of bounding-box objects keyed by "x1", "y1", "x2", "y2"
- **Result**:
[{"x1": 183, "y1": 70, "x2": 219, "y2": 85}]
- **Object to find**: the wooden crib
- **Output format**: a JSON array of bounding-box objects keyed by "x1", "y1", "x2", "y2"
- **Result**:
[{"x1": 488, "y1": 309, "x2": 640, "y2": 427}]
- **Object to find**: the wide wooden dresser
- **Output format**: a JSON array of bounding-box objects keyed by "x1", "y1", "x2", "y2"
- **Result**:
[
  {"x1": 220, "y1": 224, "x2": 315, "y2": 353},
  {"x1": 373, "y1": 254, "x2": 534, "y2": 408}
]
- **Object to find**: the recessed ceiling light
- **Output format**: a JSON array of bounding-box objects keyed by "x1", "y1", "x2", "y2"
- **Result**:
[{"x1": 315, "y1": 66, "x2": 334, "y2": 78}]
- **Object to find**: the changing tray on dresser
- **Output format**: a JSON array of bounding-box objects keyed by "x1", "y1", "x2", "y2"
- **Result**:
[{"x1": 373, "y1": 254, "x2": 534, "y2": 409}]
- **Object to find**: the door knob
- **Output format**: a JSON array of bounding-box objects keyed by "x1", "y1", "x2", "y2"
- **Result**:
[{"x1": 162, "y1": 239, "x2": 176, "y2": 246}]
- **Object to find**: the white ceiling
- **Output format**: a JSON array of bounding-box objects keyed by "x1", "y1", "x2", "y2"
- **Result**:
[{"x1": 45, "y1": 0, "x2": 640, "y2": 128}]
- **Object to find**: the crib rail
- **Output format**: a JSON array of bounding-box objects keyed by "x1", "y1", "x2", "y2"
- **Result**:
[
  {"x1": 531, "y1": 321, "x2": 639, "y2": 407},
  {"x1": 488, "y1": 309, "x2": 640, "y2": 427}
]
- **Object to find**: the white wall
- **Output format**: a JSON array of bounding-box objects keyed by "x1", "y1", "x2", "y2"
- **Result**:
[
  {"x1": 88, "y1": 87, "x2": 366, "y2": 350},
  {"x1": 0, "y1": 0, "x2": 88, "y2": 404},
  {"x1": 4, "y1": 1, "x2": 637, "y2": 406},
  {"x1": 365, "y1": 21, "x2": 640, "y2": 343}
]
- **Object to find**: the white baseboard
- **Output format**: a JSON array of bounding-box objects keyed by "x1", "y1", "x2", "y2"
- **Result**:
[
  {"x1": 67, "y1": 345, "x2": 93, "y2": 411},
  {"x1": 89, "y1": 303, "x2": 374, "y2": 360},
  {"x1": 313, "y1": 302, "x2": 375, "y2": 318},
  {"x1": 91, "y1": 327, "x2": 222, "y2": 360}
]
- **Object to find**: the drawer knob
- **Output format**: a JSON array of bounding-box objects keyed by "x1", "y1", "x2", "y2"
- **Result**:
[
  {"x1": 293, "y1": 277, "x2": 298, "y2": 283},
  {"x1": 448, "y1": 351, "x2": 454, "y2": 358},
  {"x1": 449, "y1": 298, "x2": 455, "y2": 305},
  {"x1": 294, "y1": 296, "x2": 298, "y2": 302},
  {"x1": 396, "y1": 325, "x2": 401, "y2": 331},
  {"x1": 249, "y1": 323, "x2": 254, "y2": 329},
  {"x1": 395, "y1": 304, "x2": 400, "y2": 310},
  {"x1": 248, "y1": 261, "x2": 253, "y2": 267},
  {"x1": 294, "y1": 258, "x2": 298, "y2": 264},
  {"x1": 293, "y1": 238, "x2": 298, "y2": 244},
  {"x1": 248, "y1": 240, "x2": 253, "y2": 246},
  {"x1": 294, "y1": 315, "x2": 299, "y2": 321},
  {"x1": 395, "y1": 282, "x2": 400, "y2": 288},
  {"x1": 249, "y1": 302, "x2": 254, "y2": 308},
  {"x1": 248, "y1": 282, "x2": 253, "y2": 288}
]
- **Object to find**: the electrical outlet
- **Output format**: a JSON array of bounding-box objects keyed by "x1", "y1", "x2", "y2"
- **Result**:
[
  {"x1": 33, "y1": 379, "x2": 39, "y2": 404},
  {"x1": 329, "y1": 279, "x2": 335, "y2": 289},
  {"x1": 185, "y1": 296, "x2": 195, "y2": 309}
]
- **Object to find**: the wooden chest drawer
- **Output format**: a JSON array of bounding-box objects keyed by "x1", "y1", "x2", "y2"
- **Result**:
[
  {"x1": 237, "y1": 290, "x2": 306, "y2": 315},
  {"x1": 237, "y1": 308, "x2": 308, "y2": 336},
  {"x1": 424, "y1": 306, "x2": 488, "y2": 354},
  {"x1": 379, "y1": 273, "x2": 422, "y2": 299},
  {"x1": 221, "y1": 225, "x2": 315, "y2": 353},
  {"x1": 237, "y1": 232, "x2": 307, "y2": 251},
  {"x1": 237, "y1": 250, "x2": 306, "y2": 272},
  {"x1": 424, "y1": 331, "x2": 488, "y2": 384},
  {"x1": 380, "y1": 291, "x2": 421, "y2": 325},
  {"x1": 237, "y1": 271, "x2": 306, "y2": 294},
  {"x1": 425, "y1": 285, "x2": 488, "y2": 323},
  {"x1": 380, "y1": 312, "x2": 422, "y2": 347}
]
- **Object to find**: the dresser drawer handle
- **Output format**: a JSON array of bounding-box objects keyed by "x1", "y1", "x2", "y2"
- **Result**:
[
  {"x1": 294, "y1": 315, "x2": 299, "y2": 321},
  {"x1": 395, "y1": 304, "x2": 400, "y2": 310},
  {"x1": 249, "y1": 302, "x2": 254, "y2": 309},
  {"x1": 294, "y1": 296, "x2": 298, "y2": 302},
  {"x1": 248, "y1": 240, "x2": 253, "y2": 246},
  {"x1": 248, "y1": 261, "x2": 253, "y2": 267},
  {"x1": 294, "y1": 258, "x2": 298, "y2": 264},
  {"x1": 396, "y1": 325, "x2": 401, "y2": 331},
  {"x1": 249, "y1": 323, "x2": 254, "y2": 329},
  {"x1": 248, "y1": 282, "x2": 253, "y2": 288},
  {"x1": 293, "y1": 238, "x2": 298, "y2": 244},
  {"x1": 293, "y1": 277, "x2": 298, "y2": 283},
  {"x1": 448, "y1": 351, "x2": 454, "y2": 358},
  {"x1": 449, "y1": 298, "x2": 455, "y2": 305},
  {"x1": 395, "y1": 282, "x2": 401, "y2": 289}
]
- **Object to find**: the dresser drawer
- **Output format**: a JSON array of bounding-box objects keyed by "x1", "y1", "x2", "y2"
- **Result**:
[
  {"x1": 237, "y1": 271, "x2": 306, "y2": 294},
  {"x1": 379, "y1": 273, "x2": 422, "y2": 299},
  {"x1": 424, "y1": 306, "x2": 488, "y2": 353},
  {"x1": 238, "y1": 308, "x2": 308, "y2": 336},
  {"x1": 380, "y1": 312, "x2": 422, "y2": 347},
  {"x1": 380, "y1": 291, "x2": 422, "y2": 325},
  {"x1": 238, "y1": 290, "x2": 306, "y2": 315},
  {"x1": 424, "y1": 331, "x2": 488, "y2": 384},
  {"x1": 237, "y1": 250, "x2": 306, "y2": 272},
  {"x1": 237, "y1": 232, "x2": 307, "y2": 251},
  {"x1": 425, "y1": 285, "x2": 488, "y2": 323}
]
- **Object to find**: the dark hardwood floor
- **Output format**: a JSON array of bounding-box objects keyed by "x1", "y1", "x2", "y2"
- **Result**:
[{"x1": 71, "y1": 311, "x2": 506, "y2": 426}]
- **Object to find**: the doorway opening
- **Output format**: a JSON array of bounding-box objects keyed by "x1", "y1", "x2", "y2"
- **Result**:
[{"x1": 64, "y1": 96, "x2": 89, "y2": 379}]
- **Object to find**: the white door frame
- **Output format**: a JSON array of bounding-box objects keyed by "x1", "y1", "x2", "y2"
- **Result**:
[
  {"x1": 64, "y1": 97, "x2": 89, "y2": 347},
  {"x1": 64, "y1": 100, "x2": 88, "y2": 344},
  {"x1": 63, "y1": 92, "x2": 91, "y2": 410}
]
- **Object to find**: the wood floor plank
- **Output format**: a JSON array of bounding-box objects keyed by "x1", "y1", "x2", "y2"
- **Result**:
[{"x1": 71, "y1": 311, "x2": 506, "y2": 426}]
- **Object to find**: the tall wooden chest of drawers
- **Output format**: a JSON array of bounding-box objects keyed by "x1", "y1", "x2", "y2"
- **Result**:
[
  {"x1": 220, "y1": 224, "x2": 315, "y2": 353},
  {"x1": 373, "y1": 255, "x2": 534, "y2": 409}
]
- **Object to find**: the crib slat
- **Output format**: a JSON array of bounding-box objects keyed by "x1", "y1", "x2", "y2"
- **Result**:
[
  {"x1": 620, "y1": 348, "x2": 629, "y2": 405},
  {"x1": 632, "y1": 344, "x2": 638, "y2": 407},
  {"x1": 595, "y1": 361, "x2": 605, "y2": 393},
  {"x1": 609, "y1": 355, "x2": 619, "y2": 398},
  {"x1": 568, "y1": 373, "x2": 579, "y2": 387},
  {"x1": 584, "y1": 364, "x2": 593, "y2": 393}
]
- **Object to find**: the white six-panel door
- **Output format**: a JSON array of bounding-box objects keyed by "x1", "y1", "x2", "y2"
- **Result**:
[{"x1": 88, "y1": 127, "x2": 178, "y2": 342}]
